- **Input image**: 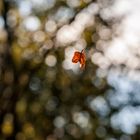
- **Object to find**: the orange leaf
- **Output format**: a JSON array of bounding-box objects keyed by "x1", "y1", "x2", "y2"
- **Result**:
[{"x1": 72, "y1": 49, "x2": 86, "y2": 69}]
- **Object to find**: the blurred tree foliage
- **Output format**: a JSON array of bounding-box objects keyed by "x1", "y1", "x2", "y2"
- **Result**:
[{"x1": 0, "y1": 0, "x2": 140, "y2": 140}]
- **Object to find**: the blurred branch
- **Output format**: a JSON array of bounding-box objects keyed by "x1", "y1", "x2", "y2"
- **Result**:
[
  {"x1": 3, "y1": 0, "x2": 13, "y2": 44},
  {"x1": 1, "y1": 1, "x2": 19, "y2": 139},
  {"x1": 2, "y1": 0, "x2": 14, "y2": 67}
]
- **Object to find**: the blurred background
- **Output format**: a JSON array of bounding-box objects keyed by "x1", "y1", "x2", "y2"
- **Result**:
[{"x1": 0, "y1": 0, "x2": 140, "y2": 140}]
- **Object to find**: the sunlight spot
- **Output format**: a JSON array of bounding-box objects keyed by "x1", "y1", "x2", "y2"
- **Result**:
[
  {"x1": 45, "y1": 55, "x2": 57, "y2": 67},
  {"x1": 23, "y1": 16, "x2": 41, "y2": 31}
]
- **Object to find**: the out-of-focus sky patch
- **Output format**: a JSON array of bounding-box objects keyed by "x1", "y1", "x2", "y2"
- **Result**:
[
  {"x1": 111, "y1": 106, "x2": 140, "y2": 134},
  {"x1": 30, "y1": 0, "x2": 56, "y2": 12},
  {"x1": 54, "y1": 6, "x2": 75, "y2": 26},
  {"x1": 88, "y1": 96, "x2": 110, "y2": 117},
  {"x1": 45, "y1": 54, "x2": 57, "y2": 67},
  {"x1": 72, "y1": 111, "x2": 90, "y2": 130},
  {"x1": 107, "y1": 68, "x2": 140, "y2": 107},
  {"x1": 94, "y1": 0, "x2": 140, "y2": 80},
  {"x1": 16, "y1": 0, "x2": 56, "y2": 14},
  {"x1": 67, "y1": 0, "x2": 81, "y2": 8},
  {"x1": 33, "y1": 31, "x2": 46, "y2": 43},
  {"x1": 23, "y1": 16, "x2": 41, "y2": 31},
  {"x1": 56, "y1": 3, "x2": 99, "y2": 46},
  {"x1": 96, "y1": 0, "x2": 140, "y2": 69},
  {"x1": 93, "y1": 0, "x2": 140, "y2": 135},
  {"x1": 0, "y1": 16, "x2": 4, "y2": 29},
  {"x1": 53, "y1": 116, "x2": 66, "y2": 128},
  {"x1": 18, "y1": 1, "x2": 32, "y2": 17},
  {"x1": 45, "y1": 20, "x2": 57, "y2": 34}
]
